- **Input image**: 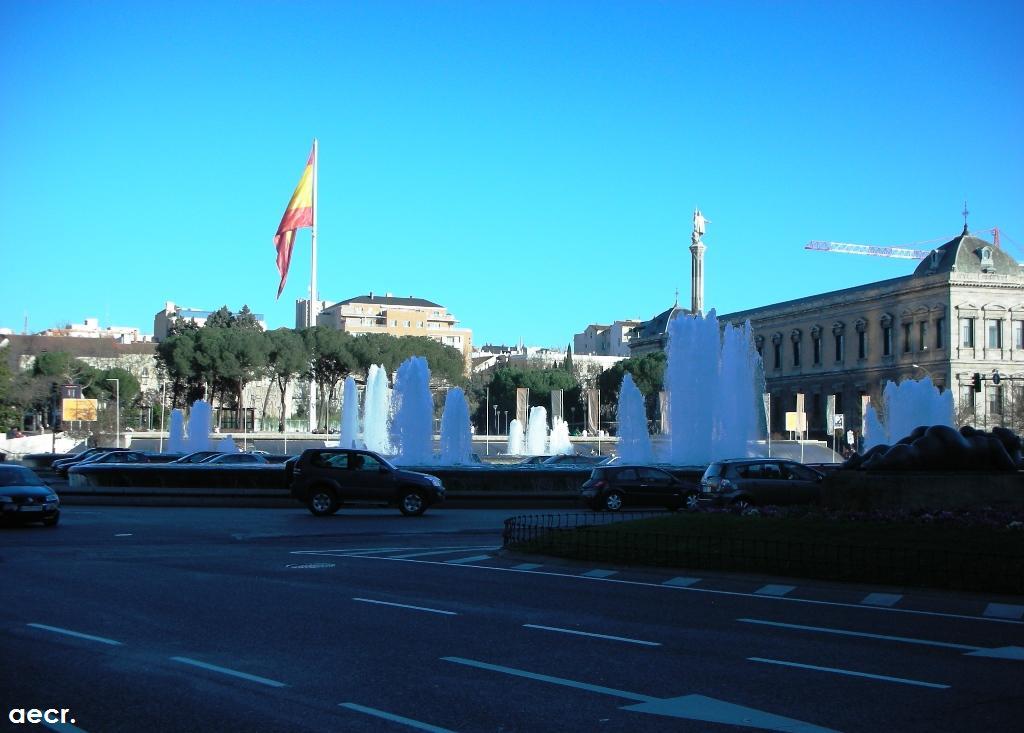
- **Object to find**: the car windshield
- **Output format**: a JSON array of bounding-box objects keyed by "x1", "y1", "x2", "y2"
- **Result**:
[{"x1": 0, "y1": 466, "x2": 44, "y2": 486}]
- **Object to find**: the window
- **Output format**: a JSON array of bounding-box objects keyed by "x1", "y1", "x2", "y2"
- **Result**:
[
  {"x1": 988, "y1": 386, "x2": 1003, "y2": 415},
  {"x1": 961, "y1": 318, "x2": 975, "y2": 347},
  {"x1": 834, "y1": 393, "x2": 844, "y2": 414},
  {"x1": 960, "y1": 386, "x2": 975, "y2": 412},
  {"x1": 1015, "y1": 321, "x2": 1024, "y2": 349},
  {"x1": 919, "y1": 322, "x2": 927, "y2": 351},
  {"x1": 988, "y1": 319, "x2": 1003, "y2": 348},
  {"x1": 883, "y1": 326, "x2": 893, "y2": 356},
  {"x1": 834, "y1": 333, "x2": 844, "y2": 362},
  {"x1": 858, "y1": 331, "x2": 866, "y2": 359},
  {"x1": 812, "y1": 336, "x2": 821, "y2": 365},
  {"x1": 935, "y1": 317, "x2": 944, "y2": 349},
  {"x1": 903, "y1": 323, "x2": 912, "y2": 353},
  {"x1": 773, "y1": 342, "x2": 781, "y2": 370},
  {"x1": 792, "y1": 341, "x2": 801, "y2": 367}
]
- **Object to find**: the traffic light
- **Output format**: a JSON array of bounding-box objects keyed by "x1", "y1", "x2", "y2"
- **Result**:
[{"x1": 972, "y1": 373, "x2": 982, "y2": 392}]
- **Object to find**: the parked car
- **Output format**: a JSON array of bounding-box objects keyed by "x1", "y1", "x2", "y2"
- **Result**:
[
  {"x1": 0, "y1": 465, "x2": 60, "y2": 526},
  {"x1": 517, "y1": 456, "x2": 551, "y2": 465},
  {"x1": 288, "y1": 448, "x2": 445, "y2": 517},
  {"x1": 81, "y1": 450, "x2": 152, "y2": 466},
  {"x1": 580, "y1": 465, "x2": 697, "y2": 511},
  {"x1": 203, "y1": 453, "x2": 268, "y2": 465},
  {"x1": 52, "y1": 448, "x2": 130, "y2": 476},
  {"x1": 542, "y1": 454, "x2": 607, "y2": 466},
  {"x1": 170, "y1": 451, "x2": 223, "y2": 464},
  {"x1": 699, "y1": 458, "x2": 824, "y2": 509}
]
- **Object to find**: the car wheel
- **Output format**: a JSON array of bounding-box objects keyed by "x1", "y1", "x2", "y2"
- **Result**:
[
  {"x1": 684, "y1": 493, "x2": 700, "y2": 511},
  {"x1": 603, "y1": 491, "x2": 624, "y2": 512},
  {"x1": 398, "y1": 489, "x2": 427, "y2": 517},
  {"x1": 308, "y1": 487, "x2": 339, "y2": 516},
  {"x1": 43, "y1": 515, "x2": 60, "y2": 527}
]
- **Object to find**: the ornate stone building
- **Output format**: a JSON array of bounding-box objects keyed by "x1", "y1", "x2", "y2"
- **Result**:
[{"x1": 632, "y1": 226, "x2": 1024, "y2": 438}]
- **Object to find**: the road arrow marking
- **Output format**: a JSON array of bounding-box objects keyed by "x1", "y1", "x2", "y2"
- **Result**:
[{"x1": 442, "y1": 657, "x2": 837, "y2": 731}]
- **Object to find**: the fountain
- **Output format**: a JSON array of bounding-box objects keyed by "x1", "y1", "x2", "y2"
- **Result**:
[
  {"x1": 548, "y1": 417, "x2": 573, "y2": 455},
  {"x1": 439, "y1": 387, "x2": 474, "y2": 464},
  {"x1": 338, "y1": 376, "x2": 362, "y2": 449},
  {"x1": 167, "y1": 409, "x2": 186, "y2": 453},
  {"x1": 663, "y1": 311, "x2": 764, "y2": 464},
  {"x1": 389, "y1": 356, "x2": 434, "y2": 464},
  {"x1": 362, "y1": 365, "x2": 392, "y2": 455},
  {"x1": 863, "y1": 376, "x2": 955, "y2": 450},
  {"x1": 216, "y1": 436, "x2": 239, "y2": 452},
  {"x1": 185, "y1": 400, "x2": 213, "y2": 453},
  {"x1": 616, "y1": 373, "x2": 654, "y2": 463},
  {"x1": 507, "y1": 419, "x2": 525, "y2": 455},
  {"x1": 525, "y1": 406, "x2": 549, "y2": 456}
]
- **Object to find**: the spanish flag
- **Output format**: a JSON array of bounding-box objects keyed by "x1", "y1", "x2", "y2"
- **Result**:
[{"x1": 273, "y1": 145, "x2": 315, "y2": 298}]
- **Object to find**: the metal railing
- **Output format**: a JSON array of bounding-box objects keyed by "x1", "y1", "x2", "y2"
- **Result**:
[{"x1": 502, "y1": 513, "x2": 1024, "y2": 594}]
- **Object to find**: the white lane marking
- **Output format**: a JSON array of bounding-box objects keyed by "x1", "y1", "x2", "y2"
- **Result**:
[
  {"x1": 756, "y1": 584, "x2": 795, "y2": 597},
  {"x1": 390, "y1": 546, "x2": 498, "y2": 559},
  {"x1": 861, "y1": 593, "x2": 902, "y2": 607},
  {"x1": 292, "y1": 545, "x2": 492, "y2": 556},
  {"x1": 984, "y1": 603, "x2": 1024, "y2": 620},
  {"x1": 523, "y1": 623, "x2": 661, "y2": 646},
  {"x1": 623, "y1": 694, "x2": 840, "y2": 731},
  {"x1": 285, "y1": 562, "x2": 336, "y2": 569},
  {"x1": 748, "y1": 656, "x2": 950, "y2": 689},
  {"x1": 291, "y1": 551, "x2": 1024, "y2": 626},
  {"x1": 512, "y1": 563, "x2": 542, "y2": 570},
  {"x1": 170, "y1": 656, "x2": 287, "y2": 687},
  {"x1": 442, "y1": 656, "x2": 655, "y2": 702},
  {"x1": 27, "y1": 623, "x2": 123, "y2": 646},
  {"x1": 582, "y1": 569, "x2": 617, "y2": 578},
  {"x1": 663, "y1": 576, "x2": 701, "y2": 587},
  {"x1": 352, "y1": 597, "x2": 457, "y2": 616},
  {"x1": 114, "y1": 533, "x2": 133, "y2": 537},
  {"x1": 446, "y1": 554, "x2": 491, "y2": 565},
  {"x1": 339, "y1": 702, "x2": 455, "y2": 733},
  {"x1": 737, "y1": 618, "x2": 980, "y2": 651},
  {"x1": 445, "y1": 657, "x2": 838, "y2": 730}
]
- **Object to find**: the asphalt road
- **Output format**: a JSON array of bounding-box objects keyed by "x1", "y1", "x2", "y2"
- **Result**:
[{"x1": 2, "y1": 505, "x2": 1022, "y2": 732}]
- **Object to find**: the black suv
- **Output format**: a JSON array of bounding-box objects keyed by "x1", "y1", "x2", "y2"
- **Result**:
[
  {"x1": 699, "y1": 458, "x2": 823, "y2": 509},
  {"x1": 580, "y1": 465, "x2": 697, "y2": 511},
  {"x1": 288, "y1": 448, "x2": 445, "y2": 517}
]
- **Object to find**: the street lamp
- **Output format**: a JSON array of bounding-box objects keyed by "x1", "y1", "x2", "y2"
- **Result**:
[
  {"x1": 911, "y1": 363, "x2": 935, "y2": 381},
  {"x1": 106, "y1": 378, "x2": 120, "y2": 448},
  {"x1": 493, "y1": 404, "x2": 499, "y2": 436},
  {"x1": 503, "y1": 410, "x2": 508, "y2": 436}
]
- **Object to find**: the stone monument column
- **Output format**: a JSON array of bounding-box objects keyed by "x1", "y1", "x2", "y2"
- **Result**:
[{"x1": 690, "y1": 208, "x2": 708, "y2": 315}]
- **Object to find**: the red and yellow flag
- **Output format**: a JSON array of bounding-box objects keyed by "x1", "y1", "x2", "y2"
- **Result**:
[{"x1": 273, "y1": 145, "x2": 315, "y2": 298}]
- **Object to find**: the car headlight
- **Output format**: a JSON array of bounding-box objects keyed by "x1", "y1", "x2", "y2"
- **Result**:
[{"x1": 45, "y1": 494, "x2": 60, "y2": 503}]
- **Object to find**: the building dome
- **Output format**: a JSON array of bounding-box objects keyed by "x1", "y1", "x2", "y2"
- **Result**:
[{"x1": 913, "y1": 227, "x2": 1020, "y2": 277}]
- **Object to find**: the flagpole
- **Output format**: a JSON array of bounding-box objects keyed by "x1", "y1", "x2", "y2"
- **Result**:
[
  {"x1": 308, "y1": 137, "x2": 319, "y2": 434},
  {"x1": 310, "y1": 137, "x2": 319, "y2": 328}
]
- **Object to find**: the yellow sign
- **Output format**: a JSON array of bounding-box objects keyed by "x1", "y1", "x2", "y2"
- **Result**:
[
  {"x1": 62, "y1": 398, "x2": 99, "y2": 421},
  {"x1": 784, "y1": 411, "x2": 807, "y2": 432}
]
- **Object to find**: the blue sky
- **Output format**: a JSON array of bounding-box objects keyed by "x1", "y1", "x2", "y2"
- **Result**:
[{"x1": 2, "y1": 1, "x2": 1021, "y2": 347}]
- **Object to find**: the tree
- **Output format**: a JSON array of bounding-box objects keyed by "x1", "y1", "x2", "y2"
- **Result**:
[
  {"x1": 303, "y1": 327, "x2": 358, "y2": 430},
  {"x1": 597, "y1": 351, "x2": 667, "y2": 425},
  {"x1": 265, "y1": 328, "x2": 309, "y2": 431}
]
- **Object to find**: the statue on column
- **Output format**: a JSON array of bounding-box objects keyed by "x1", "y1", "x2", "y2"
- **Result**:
[{"x1": 692, "y1": 208, "x2": 708, "y2": 245}]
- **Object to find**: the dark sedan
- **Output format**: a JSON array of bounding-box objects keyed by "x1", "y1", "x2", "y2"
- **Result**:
[
  {"x1": 53, "y1": 448, "x2": 130, "y2": 476},
  {"x1": 0, "y1": 465, "x2": 60, "y2": 527},
  {"x1": 580, "y1": 465, "x2": 697, "y2": 511},
  {"x1": 699, "y1": 458, "x2": 824, "y2": 509}
]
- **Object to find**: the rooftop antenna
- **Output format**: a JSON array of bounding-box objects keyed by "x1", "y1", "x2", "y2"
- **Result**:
[{"x1": 962, "y1": 200, "x2": 970, "y2": 233}]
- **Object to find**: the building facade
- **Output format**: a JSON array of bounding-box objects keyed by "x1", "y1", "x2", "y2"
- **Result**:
[
  {"x1": 631, "y1": 227, "x2": 1024, "y2": 438},
  {"x1": 311, "y1": 293, "x2": 473, "y2": 372},
  {"x1": 36, "y1": 318, "x2": 152, "y2": 344},
  {"x1": 153, "y1": 301, "x2": 266, "y2": 341},
  {"x1": 573, "y1": 320, "x2": 642, "y2": 356}
]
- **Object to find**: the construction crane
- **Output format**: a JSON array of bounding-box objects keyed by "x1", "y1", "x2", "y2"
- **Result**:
[
  {"x1": 805, "y1": 240, "x2": 931, "y2": 260},
  {"x1": 807, "y1": 226, "x2": 1012, "y2": 261}
]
